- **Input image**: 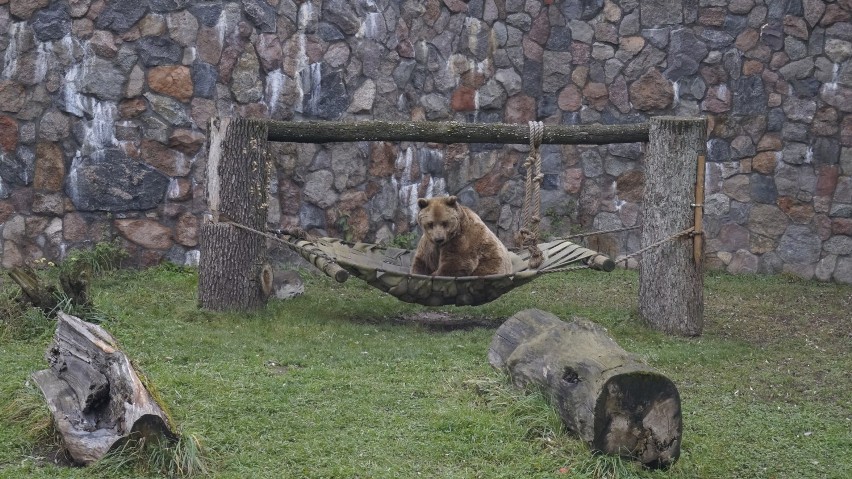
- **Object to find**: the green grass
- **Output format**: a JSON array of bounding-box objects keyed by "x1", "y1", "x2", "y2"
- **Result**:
[{"x1": 1, "y1": 266, "x2": 850, "y2": 478}]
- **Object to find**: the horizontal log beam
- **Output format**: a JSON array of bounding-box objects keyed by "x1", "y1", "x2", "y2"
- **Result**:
[{"x1": 266, "y1": 120, "x2": 649, "y2": 145}]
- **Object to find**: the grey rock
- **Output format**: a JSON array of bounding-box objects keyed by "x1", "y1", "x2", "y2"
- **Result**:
[
  {"x1": 31, "y1": 2, "x2": 71, "y2": 42},
  {"x1": 568, "y1": 20, "x2": 594, "y2": 44},
  {"x1": 231, "y1": 52, "x2": 263, "y2": 104},
  {"x1": 707, "y1": 139, "x2": 731, "y2": 163},
  {"x1": 189, "y1": 3, "x2": 222, "y2": 27},
  {"x1": 664, "y1": 29, "x2": 708, "y2": 81},
  {"x1": 560, "y1": 0, "x2": 604, "y2": 21},
  {"x1": 824, "y1": 236, "x2": 852, "y2": 255},
  {"x1": 79, "y1": 57, "x2": 125, "y2": 101},
  {"x1": 144, "y1": 93, "x2": 192, "y2": 126},
  {"x1": 65, "y1": 149, "x2": 169, "y2": 212},
  {"x1": 760, "y1": 23, "x2": 784, "y2": 51},
  {"x1": 299, "y1": 203, "x2": 327, "y2": 231},
  {"x1": 750, "y1": 174, "x2": 778, "y2": 204},
  {"x1": 506, "y1": 13, "x2": 532, "y2": 31},
  {"x1": 317, "y1": 22, "x2": 345, "y2": 42},
  {"x1": 766, "y1": 108, "x2": 785, "y2": 132},
  {"x1": 778, "y1": 58, "x2": 814, "y2": 80},
  {"x1": 0, "y1": 146, "x2": 34, "y2": 186},
  {"x1": 136, "y1": 36, "x2": 183, "y2": 67},
  {"x1": 192, "y1": 62, "x2": 218, "y2": 99},
  {"x1": 700, "y1": 29, "x2": 734, "y2": 49},
  {"x1": 731, "y1": 75, "x2": 767, "y2": 115},
  {"x1": 781, "y1": 142, "x2": 809, "y2": 165},
  {"x1": 785, "y1": 36, "x2": 808, "y2": 60},
  {"x1": 96, "y1": 0, "x2": 150, "y2": 33},
  {"x1": 546, "y1": 26, "x2": 573, "y2": 51},
  {"x1": 620, "y1": 11, "x2": 640, "y2": 36},
  {"x1": 322, "y1": 0, "x2": 360, "y2": 35},
  {"x1": 150, "y1": 0, "x2": 189, "y2": 12},
  {"x1": 723, "y1": 49, "x2": 742, "y2": 80},
  {"x1": 640, "y1": 0, "x2": 682, "y2": 26},
  {"x1": 302, "y1": 64, "x2": 348, "y2": 120},
  {"x1": 543, "y1": 52, "x2": 572, "y2": 93},
  {"x1": 330, "y1": 142, "x2": 367, "y2": 191},
  {"x1": 834, "y1": 257, "x2": 852, "y2": 283},
  {"x1": 815, "y1": 255, "x2": 837, "y2": 282},
  {"x1": 303, "y1": 170, "x2": 338, "y2": 208},
  {"x1": 420, "y1": 93, "x2": 449, "y2": 120},
  {"x1": 642, "y1": 28, "x2": 670, "y2": 48},
  {"x1": 777, "y1": 225, "x2": 821, "y2": 264},
  {"x1": 242, "y1": 0, "x2": 277, "y2": 33},
  {"x1": 477, "y1": 79, "x2": 507, "y2": 110},
  {"x1": 812, "y1": 138, "x2": 840, "y2": 166},
  {"x1": 749, "y1": 204, "x2": 788, "y2": 238},
  {"x1": 522, "y1": 60, "x2": 543, "y2": 97},
  {"x1": 775, "y1": 162, "x2": 816, "y2": 200}
]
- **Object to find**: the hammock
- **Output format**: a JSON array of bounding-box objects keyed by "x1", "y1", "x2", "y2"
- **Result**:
[
  {"x1": 272, "y1": 232, "x2": 614, "y2": 307},
  {"x1": 258, "y1": 121, "x2": 615, "y2": 307}
]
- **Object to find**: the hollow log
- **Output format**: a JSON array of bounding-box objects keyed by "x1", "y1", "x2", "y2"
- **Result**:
[
  {"x1": 488, "y1": 309, "x2": 682, "y2": 468},
  {"x1": 31, "y1": 312, "x2": 176, "y2": 465}
]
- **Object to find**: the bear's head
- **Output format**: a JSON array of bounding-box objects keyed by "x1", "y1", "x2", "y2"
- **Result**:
[{"x1": 417, "y1": 196, "x2": 462, "y2": 246}]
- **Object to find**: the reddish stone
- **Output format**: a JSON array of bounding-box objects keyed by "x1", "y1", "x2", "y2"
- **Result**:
[
  {"x1": 140, "y1": 139, "x2": 190, "y2": 177},
  {"x1": 770, "y1": 51, "x2": 789, "y2": 70},
  {"x1": 256, "y1": 33, "x2": 283, "y2": 72},
  {"x1": 699, "y1": 7, "x2": 726, "y2": 27},
  {"x1": 743, "y1": 60, "x2": 764, "y2": 75},
  {"x1": 504, "y1": 94, "x2": 536, "y2": 124},
  {"x1": 812, "y1": 106, "x2": 839, "y2": 136},
  {"x1": 783, "y1": 15, "x2": 809, "y2": 39},
  {"x1": 196, "y1": 27, "x2": 223, "y2": 64},
  {"x1": 729, "y1": 0, "x2": 755, "y2": 15},
  {"x1": 175, "y1": 213, "x2": 198, "y2": 247},
  {"x1": 522, "y1": 37, "x2": 543, "y2": 62},
  {"x1": 616, "y1": 170, "x2": 644, "y2": 202},
  {"x1": 821, "y1": 85, "x2": 852, "y2": 113},
  {"x1": 0, "y1": 201, "x2": 14, "y2": 224},
  {"x1": 191, "y1": 98, "x2": 216, "y2": 131},
  {"x1": 114, "y1": 219, "x2": 174, "y2": 250},
  {"x1": 583, "y1": 82, "x2": 609, "y2": 110},
  {"x1": 619, "y1": 36, "x2": 645, "y2": 55},
  {"x1": 148, "y1": 66, "x2": 193, "y2": 103},
  {"x1": 557, "y1": 84, "x2": 582, "y2": 111},
  {"x1": 777, "y1": 196, "x2": 815, "y2": 224},
  {"x1": 562, "y1": 168, "x2": 583, "y2": 194},
  {"x1": 816, "y1": 165, "x2": 840, "y2": 196},
  {"x1": 0, "y1": 116, "x2": 18, "y2": 153},
  {"x1": 0, "y1": 81, "x2": 26, "y2": 113},
  {"x1": 277, "y1": 177, "x2": 301, "y2": 216},
  {"x1": 9, "y1": 0, "x2": 49, "y2": 19},
  {"x1": 167, "y1": 178, "x2": 192, "y2": 201},
  {"x1": 528, "y1": 11, "x2": 550, "y2": 45},
  {"x1": 842, "y1": 116, "x2": 852, "y2": 147},
  {"x1": 701, "y1": 85, "x2": 732, "y2": 113},
  {"x1": 752, "y1": 151, "x2": 779, "y2": 174},
  {"x1": 629, "y1": 69, "x2": 673, "y2": 111},
  {"x1": 571, "y1": 42, "x2": 590, "y2": 65},
  {"x1": 34, "y1": 142, "x2": 65, "y2": 192},
  {"x1": 699, "y1": 64, "x2": 728, "y2": 85},
  {"x1": 820, "y1": 4, "x2": 851, "y2": 26},
  {"x1": 119, "y1": 98, "x2": 148, "y2": 118},
  {"x1": 450, "y1": 86, "x2": 476, "y2": 112},
  {"x1": 474, "y1": 172, "x2": 505, "y2": 197},
  {"x1": 169, "y1": 129, "x2": 206, "y2": 156},
  {"x1": 594, "y1": 22, "x2": 618, "y2": 44},
  {"x1": 832, "y1": 218, "x2": 852, "y2": 236},
  {"x1": 735, "y1": 29, "x2": 760, "y2": 52},
  {"x1": 442, "y1": 0, "x2": 468, "y2": 13},
  {"x1": 89, "y1": 30, "x2": 118, "y2": 58},
  {"x1": 814, "y1": 214, "x2": 832, "y2": 240},
  {"x1": 757, "y1": 134, "x2": 783, "y2": 151},
  {"x1": 369, "y1": 142, "x2": 397, "y2": 178}
]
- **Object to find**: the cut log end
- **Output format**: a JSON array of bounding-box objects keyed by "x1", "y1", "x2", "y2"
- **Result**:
[{"x1": 593, "y1": 372, "x2": 682, "y2": 468}]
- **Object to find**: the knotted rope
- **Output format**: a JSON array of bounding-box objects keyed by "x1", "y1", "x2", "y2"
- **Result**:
[{"x1": 516, "y1": 121, "x2": 545, "y2": 269}]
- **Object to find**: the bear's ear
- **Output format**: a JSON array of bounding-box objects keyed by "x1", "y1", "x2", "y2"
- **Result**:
[
  {"x1": 417, "y1": 198, "x2": 430, "y2": 209},
  {"x1": 444, "y1": 196, "x2": 458, "y2": 207}
]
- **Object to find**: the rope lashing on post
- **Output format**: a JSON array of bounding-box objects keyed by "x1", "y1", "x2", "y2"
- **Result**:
[
  {"x1": 516, "y1": 120, "x2": 546, "y2": 269},
  {"x1": 614, "y1": 226, "x2": 696, "y2": 268}
]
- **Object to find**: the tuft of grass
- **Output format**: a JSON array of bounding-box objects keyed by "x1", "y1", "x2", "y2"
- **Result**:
[
  {"x1": 59, "y1": 239, "x2": 128, "y2": 278},
  {"x1": 93, "y1": 432, "x2": 209, "y2": 478}
]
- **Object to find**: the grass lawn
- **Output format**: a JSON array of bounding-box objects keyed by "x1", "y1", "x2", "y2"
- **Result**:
[{"x1": 1, "y1": 265, "x2": 850, "y2": 478}]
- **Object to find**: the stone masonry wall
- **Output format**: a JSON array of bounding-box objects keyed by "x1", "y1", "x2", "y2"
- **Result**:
[{"x1": 0, "y1": 0, "x2": 850, "y2": 283}]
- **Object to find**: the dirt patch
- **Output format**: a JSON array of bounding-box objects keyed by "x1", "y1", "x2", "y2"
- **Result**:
[{"x1": 395, "y1": 311, "x2": 503, "y2": 331}]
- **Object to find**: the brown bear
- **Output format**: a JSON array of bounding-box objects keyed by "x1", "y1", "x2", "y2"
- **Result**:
[{"x1": 410, "y1": 196, "x2": 514, "y2": 277}]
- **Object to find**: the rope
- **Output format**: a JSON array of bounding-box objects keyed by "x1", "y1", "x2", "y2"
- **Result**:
[
  {"x1": 615, "y1": 226, "x2": 695, "y2": 267},
  {"x1": 561, "y1": 225, "x2": 641, "y2": 240},
  {"x1": 516, "y1": 121, "x2": 545, "y2": 269}
]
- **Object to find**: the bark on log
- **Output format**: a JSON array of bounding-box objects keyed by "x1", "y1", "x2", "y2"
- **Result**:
[
  {"x1": 267, "y1": 120, "x2": 649, "y2": 145},
  {"x1": 198, "y1": 117, "x2": 271, "y2": 311},
  {"x1": 7, "y1": 266, "x2": 59, "y2": 313},
  {"x1": 488, "y1": 309, "x2": 682, "y2": 468},
  {"x1": 639, "y1": 117, "x2": 706, "y2": 336},
  {"x1": 31, "y1": 312, "x2": 176, "y2": 465}
]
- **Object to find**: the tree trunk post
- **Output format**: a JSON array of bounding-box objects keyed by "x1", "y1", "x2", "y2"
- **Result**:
[
  {"x1": 639, "y1": 117, "x2": 707, "y2": 336},
  {"x1": 198, "y1": 117, "x2": 271, "y2": 311}
]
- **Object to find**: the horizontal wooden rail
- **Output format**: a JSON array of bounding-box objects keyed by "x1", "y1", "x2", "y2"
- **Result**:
[{"x1": 266, "y1": 120, "x2": 649, "y2": 145}]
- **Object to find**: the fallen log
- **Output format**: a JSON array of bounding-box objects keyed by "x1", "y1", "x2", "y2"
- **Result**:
[
  {"x1": 31, "y1": 312, "x2": 176, "y2": 465},
  {"x1": 488, "y1": 309, "x2": 682, "y2": 468}
]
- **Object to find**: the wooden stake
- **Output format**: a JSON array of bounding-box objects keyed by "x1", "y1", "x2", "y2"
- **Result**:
[{"x1": 693, "y1": 154, "x2": 706, "y2": 265}]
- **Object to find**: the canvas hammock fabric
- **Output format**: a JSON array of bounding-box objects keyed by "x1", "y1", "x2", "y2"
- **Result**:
[{"x1": 268, "y1": 230, "x2": 614, "y2": 307}]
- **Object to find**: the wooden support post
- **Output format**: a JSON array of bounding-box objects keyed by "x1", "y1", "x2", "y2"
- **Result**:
[
  {"x1": 639, "y1": 117, "x2": 707, "y2": 336},
  {"x1": 198, "y1": 117, "x2": 271, "y2": 311},
  {"x1": 488, "y1": 309, "x2": 682, "y2": 468},
  {"x1": 693, "y1": 154, "x2": 706, "y2": 265}
]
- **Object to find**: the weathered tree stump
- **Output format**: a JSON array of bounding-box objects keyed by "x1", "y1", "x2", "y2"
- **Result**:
[
  {"x1": 488, "y1": 309, "x2": 682, "y2": 468},
  {"x1": 31, "y1": 312, "x2": 176, "y2": 465}
]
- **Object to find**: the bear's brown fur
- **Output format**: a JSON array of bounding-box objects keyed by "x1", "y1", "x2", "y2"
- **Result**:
[{"x1": 410, "y1": 196, "x2": 514, "y2": 277}]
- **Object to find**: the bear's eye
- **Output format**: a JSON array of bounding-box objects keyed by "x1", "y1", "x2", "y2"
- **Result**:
[
  {"x1": 441, "y1": 221, "x2": 449, "y2": 228},
  {"x1": 426, "y1": 222, "x2": 434, "y2": 229}
]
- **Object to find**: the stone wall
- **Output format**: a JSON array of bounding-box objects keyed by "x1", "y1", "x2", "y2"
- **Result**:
[{"x1": 0, "y1": 0, "x2": 850, "y2": 283}]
